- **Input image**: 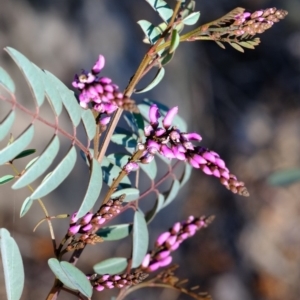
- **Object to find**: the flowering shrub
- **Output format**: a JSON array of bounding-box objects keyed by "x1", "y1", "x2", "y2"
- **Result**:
[{"x1": 0, "y1": 1, "x2": 287, "y2": 299}]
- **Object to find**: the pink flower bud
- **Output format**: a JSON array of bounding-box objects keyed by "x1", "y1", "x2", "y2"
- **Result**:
[
  {"x1": 92, "y1": 55, "x2": 105, "y2": 74},
  {"x1": 149, "y1": 104, "x2": 160, "y2": 125},
  {"x1": 70, "y1": 212, "x2": 79, "y2": 224},
  {"x1": 142, "y1": 253, "x2": 151, "y2": 268},
  {"x1": 183, "y1": 132, "x2": 202, "y2": 141},
  {"x1": 202, "y1": 151, "x2": 216, "y2": 163},
  {"x1": 155, "y1": 250, "x2": 170, "y2": 260},
  {"x1": 172, "y1": 222, "x2": 181, "y2": 234},
  {"x1": 95, "y1": 284, "x2": 105, "y2": 291},
  {"x1": 156, "y1": 231, "x2": 171, "y2": 247},
  {"x1": 163, "y1": 106, "x2": 178, "y2": 129},
  {"x1": 99, "y1": 77, "x2": 112, "y2": 85},
  {"x1": 81, "y1": 212, "x2": 93, "y2": 225},
  {"x1": 158, "y1": 256, "x2": 172, "y2": 267},
  {"x1": 68, "y1": 224, "x2": 81, "y2": 236},
  {"x1": 81, "y1": 224, "x2": 93, "y2": 232},
  {"x1": 166, "y1": 235, "x2": 177, "y2": 248},
  {"x1": 147, "y1": 261, "x2": 160, "y2": 272},
  {"x1": 100, "y1": 116, "x2": 111, "y2": 126}
]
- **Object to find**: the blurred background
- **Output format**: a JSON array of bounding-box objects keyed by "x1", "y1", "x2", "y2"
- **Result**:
[{"x1": 0, "y1": 0, "x2": 299, "y2": 299}]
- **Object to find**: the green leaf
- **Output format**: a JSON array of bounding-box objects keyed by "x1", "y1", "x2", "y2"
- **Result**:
[
  {"x1": 60, "y1": 261, "x2": 93, "y2": 298},
  {"x1": 13, "y1": 149, "x2": 36, "y2": 161},
  {"x1": 229, "y1": 42, "x2": 244, "y2": 53},
  {"x1": 137, "y1": 20, "x2": 162, "y2": 44},
  {"x1": 112, "y1": 188, "x2": 140, "y2": 202},
  {"x1": 0, "y1": 125, "x2": 34, "y2": 165},
  {"x1": 268, "y1": 169, "x2": 300, "y2": 186},
  {"x1": 0, "y1": 228, "x2": 24, "y2": 300},
  {"x1": 0, "y1": 111, "x2": 15, "y2": 142},
  {"x1": 45, "y1": 70, "x2": 82, "y2": 127},
  {"x1": 76, "y1": 159, "x2": 103, "y2": 219},
  {"x1": 6, "y1": 47, "x2": 45, "y2": 107},
  {"x1": 81, "y1": 109, "x2": 96, "y2": 141},
  {"x1": 140, "y1": 159, "x2": 157, "y2": 180},
  {"x1": 43, "y1": 70, "x2": 63, "y2": 116},
  {"x1": 180, "y1": 163, "x2": 193, "y2": 186},
  {"x1": 97, "y1": 224, "x2": 133, "y2": 241},
  {"x1": 93, "y1": 257, "x2": 128, "y2": 275},
  {"x1": 29, "y1": 146, "x2": 77, "y2": 199},
  {"x1": 12, "y1": 136, "x2": 60, "y2": 189},
  {"x1": 169, "y1": 29, "x2": 180, "y2": 53},
  {"x1": 111, "y1": 134, "x2": 137, "y2": 148},
  {"x1": 163, "y1": 180, "x2": 180, "y2": 208},
  {"x1": 161, "y1": 51, "x2": 174, "y2": 66},
  {"x1": 135, "y1": 67, "x2": 165, "y2": 94},
  {"x1": 20, "y1": 197, "x2": 33, "y2": 217},
  {"x1": 0, "y1": 67, "x2": 15, "y2": 93},
  {"x1": 145, "y1": 0, "x2": 173, "y2": 23},
  {"x1": 101, "y1": 156, "x2": 131, "y2": 188},
  {"x1": 0, "y1": 175, "x2": 14, "y2": 185},
  {"x1": 239, "y1": 41, "x2": 255, "y2": 49},
  {"x1": 182, "y1": 11, "x2": 200, "y2": 25},
  {"x1": 145, "y1": 193, "x2": 165, "y2": 223},
  {"x1": 215, "y1": 41, "x2": 226, "y2": 49},
  {"x1": 132, "y1": 210, "x2": 149, "y2": 268}
]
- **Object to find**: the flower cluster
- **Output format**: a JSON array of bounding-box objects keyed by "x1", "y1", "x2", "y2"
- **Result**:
[
  {"x1": 142, "y1": 105, "x2": 249, "y2": 196},
  {"x1": 72, "y1": 55, "x2": 135, "y2": 122},
  {"x1": 89, "y1": 271, "x2": 148, "y2": 291},
  {"x1": 232, "y1": 7, "x2": 288, "y2": 35},
  {"x1": 141, "y1": 216, "x2": 213, "y2": 273},
  {"x1": 66, "y1": 196, "x2": 125, "y2": 251}
]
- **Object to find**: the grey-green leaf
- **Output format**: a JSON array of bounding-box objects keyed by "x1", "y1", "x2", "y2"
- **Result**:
[
  {"x1": 132, "y1": 210, "x2": 149, "y2": 268},
  {"x1": 48, "y1": 258, "x2": 77, "y2": 292},
  {"x1": 135, "y1": 67, "x2": 165, "y2": 94},
  {"x1": 0, "y1": 67, "x2": 15, "y2": 93},
  {"x1": 81, "y1": 109, "x2": 96, "y2": 141},
  {"x1": 30, "y1": 146, "x2": 77, "y2": 199},
  {"x1": 140, "y1": 159, "x2": 157, "y2": 180},
  {"x1": 60, "y1": 261, "x2": 93, "y2": 298},
  {"x1": 45, "y1": 71, "x2": 81, "y2": 126},
  {"x1": 145, "y1": 193, "x2": 165, "y2": 223},
  {"x1": 0, "y1": 125, "x2": 34, "y2": 165},
  {"x1": 111, "y1": 134, "x2": 137, "y2": 148},
  {"x1": 76, "y1": 158, "x2": 103, "y2": 219},
  {"x1": 93, "y1": 257, "x2": 128, "y2": 275},
  {"x1": 112, "y1": 188, "x2": 140, "y2": 202},
  {"x1": 101, "y1": 156, "x2": 131, "y2": 187},
  {"x1": 97, "y1": 224, "x2": 133, "y2": 241},
  {"x1": 137, "y1": 20, "x2": 162, "y2": 44},
  {"x1": 12, "y1": 136, "x2": 60, "y2": 189},
  {"x1": 0, "y1": 111, "x2": 15, "y2": 142},
  {"x1": 0, "y1": 228, "x2": 24, "y2": 300},
  {"x1": 180, "y1": 163, "x2": 193, "y2": 186},
  {"x1": 163, "y1": 180, "x2": 180, "y2": 208},
  {"x1": 6, "y1": 47, "x2": 45, "y2": 107},
  {"x1": 0, "y1": 175, "x2": 14, "y2": 185},
  {"x1": 182, "y1": 11, "x2": 200, "y2": 25},
  {"x1": 107, "y1": 153, "x2": 130, "y2": 168},
  {"x1": 20, "y1": 197, "x2": 33, "y2": 217},
  {"x1": 43, "y1": 70, "x2": 63, "y2": 116},
  {"x1": 268, "y1": 169, "x2": 300, "y2": 186},
  {"x1": 145, "y1": 0, "x2": 173, "y2": 23}
]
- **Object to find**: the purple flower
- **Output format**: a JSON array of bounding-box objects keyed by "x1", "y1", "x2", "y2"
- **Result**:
[
  {"x1": 142, "y1": 105, "x2": 249, "y2": 196},
  {"x1": 141, "y1": 216, "x2": 213, "y2": 273},
  {"x1": 72, "y1": 54, "x2": 125, "y2": 116}
]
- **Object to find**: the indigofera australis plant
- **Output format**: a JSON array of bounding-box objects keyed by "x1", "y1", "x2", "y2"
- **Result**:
[{"x1": 0, "y1": 1, "x2": 287, "y2": 299}]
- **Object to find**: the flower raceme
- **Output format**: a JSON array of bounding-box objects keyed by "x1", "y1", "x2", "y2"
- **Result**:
[
  {"x1": 141, "y1": 105, "x2": 249, "y2": 196},
  {"x1": 140, "y1": 216, "x2": 214, "y2": 273}
]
